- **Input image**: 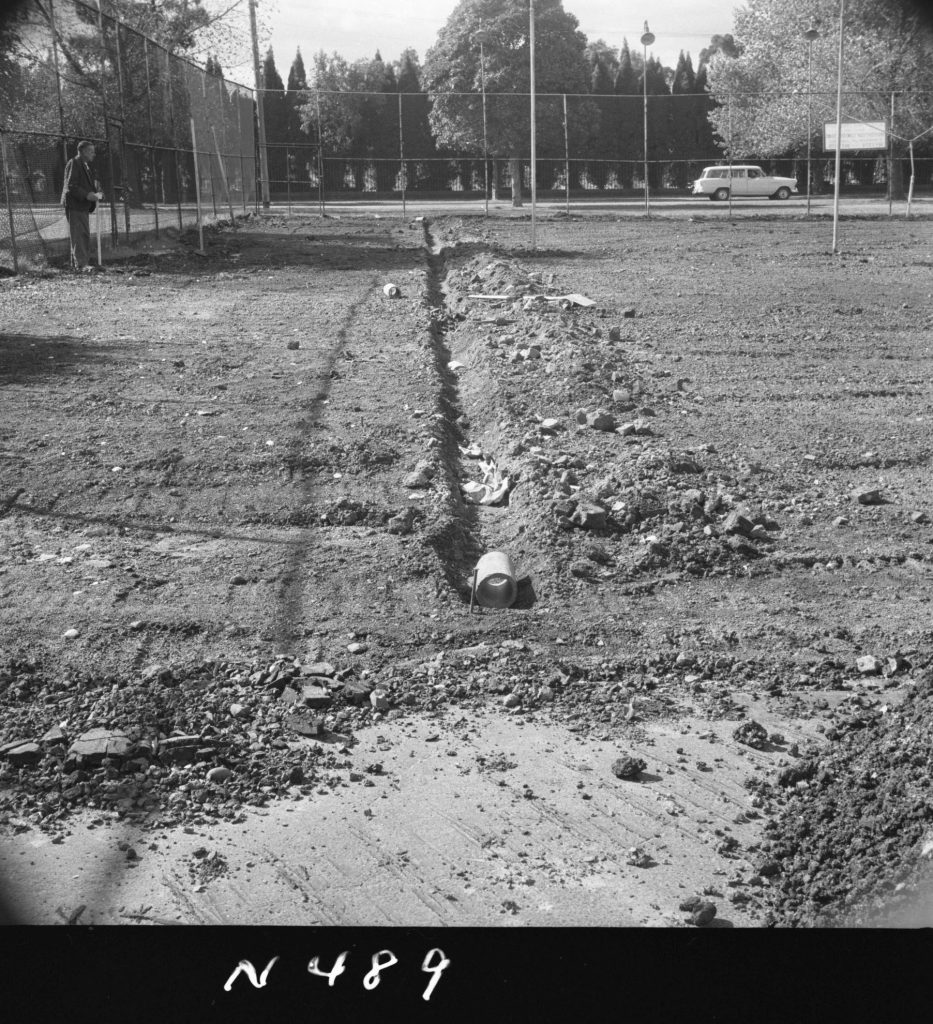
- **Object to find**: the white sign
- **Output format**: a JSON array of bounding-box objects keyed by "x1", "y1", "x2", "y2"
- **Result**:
[{"x1": 823, "y1": 121, "x2": 887, "y2": 151}]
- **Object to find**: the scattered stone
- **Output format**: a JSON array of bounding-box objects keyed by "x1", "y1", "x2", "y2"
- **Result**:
[
  {"x1": 40, "y1": 726, "x2": 68, "y2": 746},
  {"x1": 229, "y1": 703, "x2": 247, "y2": 718},
  {"x1": 723, "y1": 511, "x2": 754, "y2": 536},
  {"x1": 688, "y1": 901, "x2": 717, "y2": 927},
  {"x1": 62, "y1": 629, "x2": 80, "y2": 640},
  {"x1": 343, "y1": 678, "x2": 374, "y2": 704},
  {"x1": 911, "y1": 511, "x2": 930, "y2": 524},
  {"x1": 502, "y1": 693, "x2": 521, "y2": 708},
  {"x1": 5, "y1": 743, "x2": 42, "y2": 766},
  {"x1": 68, "y1": 728, "x2": 132, "y2": 764},
  {"x1": 622, "y1": 308, "x2": 636, "y2": 319},
  {"x1": 347, "y1": 642, "x2": 367, "y2": 655},
  {"x1": 882, "y1": 655, "x2": 910, "y2": 677},
  {"x1": 571, "y1": 502, "x2": 608, "y2": 531},
  {"x1": 286, "y1": 339, "x2": 299, "y2": 350},
  {"x1": 206, "y1": 767, "x2": 233, "y2": 784},
  {"x1": 853, "y1": 488, "x2": 885, "y2": 505},
  {"x1": 387, "y1": 508, "x2": 416, "y2": 535},
  {"x1": 284, "y1": 714, "x2": 323, "y2": 737},
  {"x1": 732, "y1": 721, "x2": 769, "y2": 750},
  {"x1": 370, "y1": 689, "x2": 390, "y2": 712},
  {"x1": 302, "y1": 662, "x2": 335, "y2": 678},
  {"x1": 608, "y1": 326, "x2": 622, "y2": 341},
  {"x1": 856, "y1": 654, "x2": 882, "y2": 674},
  {"x1": 626, "y1": 846, "x2": 652, "y2": 868},
  {"x1": 229, "y1": 574, "x2": 248, "y2": 586},
  {"x1": 403, "y1": 461, "x2": 435, "y2": 489},
  {"x1": 302, "y1": 685, "x2": 332, "y2": 709},
  {"x1": 832, "y1": 516, "x2": 849, "y2": 528},
  {"x1": 586, "y1": 409, "x2": 617, "y2": 432},
  {"x1": 611, "y1": 756, "x2": 647, "y2": 780}
]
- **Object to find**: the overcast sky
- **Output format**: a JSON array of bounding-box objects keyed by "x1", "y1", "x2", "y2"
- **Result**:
[{"x1": 257, "y1": 0, "x2": 741, "y2": 76}]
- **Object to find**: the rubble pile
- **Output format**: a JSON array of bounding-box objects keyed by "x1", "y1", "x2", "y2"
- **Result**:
[{"x1": 742, "y1": 667, "x2": 933, "y2": 926}]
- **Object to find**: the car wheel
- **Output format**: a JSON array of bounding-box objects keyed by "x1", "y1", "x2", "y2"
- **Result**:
[
  {"x1": 774, "y1": 187, "x2": 791, "y2": 200},
  {"x1": 713, "y1": 187, "x2": 729, "y2": 202}
]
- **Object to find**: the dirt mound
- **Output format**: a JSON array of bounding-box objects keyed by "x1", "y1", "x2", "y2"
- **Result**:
[{"x1": 750, "y1": 667, "x2": 933, "y2": 926}]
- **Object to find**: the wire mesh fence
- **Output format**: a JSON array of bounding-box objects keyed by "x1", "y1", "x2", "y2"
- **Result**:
[
  {"x1": 1, "y1": 0, "x2": 256, "y2": 271},
  {"x1": 3, "y1": 0, "x2": 932, "y2": 271}
]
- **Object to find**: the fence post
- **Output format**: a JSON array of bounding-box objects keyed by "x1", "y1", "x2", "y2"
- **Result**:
[
  {"x1": 563, "y1": 93, "x2": 570, "y2": 215},
  {"x1": 316, "y1": 91, "x2": 325, "y2": 217},
  {"x1": 190, "y1": 119, "x2": 205, "y2": 252},
  {"x1": 110, "y1": 4, "x2": 131, "y2": 239},
  {"x1": 212, "y1": 126, "x2": 236, "y2": 225},
  {"x1": 398, "y1": 91, "x2": 406, "y2": 218},
  {"x1": 94, "y1": 0, "x2": 119, "y2": 246},
  {"x1": 0, "y1": 132, "x2": 20, "y2": 274},
  {"x1": 286, "y1": 147, "x2": 292, "y2": 214},
  {"x1": 144, "y1": 37, "x2": 159, "y2": 238},
  {"x1": 48, "y1": 0, "x2": 69, "y2": 167}
]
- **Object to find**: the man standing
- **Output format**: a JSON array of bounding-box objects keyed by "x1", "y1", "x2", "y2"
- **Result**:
[{"x1": 61, "y1": 141, "x2": 104, "y2": 271}]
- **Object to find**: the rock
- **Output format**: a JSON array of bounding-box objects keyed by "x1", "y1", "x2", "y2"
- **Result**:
[
  {"x1": 855, "y1": 655, "x2": 882, "y2": 675},
  {"x1": 608, "y1": 326, "x2": 622, "y2": 341},
  {"x1": 853, "y1": 488, "x2": 885, "y2": 505},
  {"x1": 723, "y1": 511, "x2": 754, "y2": 536},
  {"x1": 387, "y1": 509, "x2": 416, "y2": 535},
  {"x1": 302, "y1": 685, "x2": 331, "y2": 709},
  {"x1": 344, "y1": 678, "x2": 374, "y2": 705},
  {"x1": 622, "y1": 308, "x2": 636, "y2": 318},
  {"x1": 302, "y1": 662, "x2": 335, "y2": 678},
  {"x1": 832, "y1": 516, "x2": 849, "y2": 528},
  {"x1": 611, "y1": 756, "x2": 646, "y2": 780},
  {"x1": 758, "y1": 859, "x2": 782, "y2": 877},
  {"x1": 40, "y1": 726, "x2": 68, "y2": 746},
  {"x1": 6, "y1": 743, "x2": 42, "y2": 766},
  {"x1": 286, "y1": 339, "x2": 299, "y2": 350},
  {"x1": 670, "y1": 457, "x2": 702, "y2": 474},
  {"x1": 141, "y1": 664, "x2": 171, "y2": 683},
  {"x1": 882, "y1": 655, "x2": 910, "y2": 677},
  {"x1": 347, "y1": 642, "x2": 367, "y2": 654},
  {"x1": 502, "y1": 693, "x2": 521, "y2": 708},
  {"x1": 571, "y1": 502, "x2": 608, "y2": 531},
  {"x1": 207, "y1": 767, "x2": 233, "y2": 784},
  {"x1": 733, "y1": 721, "x2": 768, "y2": 750},
  {"x1": 688, "y1": 902, "x2": 717, "y2": 927},
  {"x1": 62, "y1": 629, "x2": 80, "y2": 640},
  {"x1": 626, "y1": 846, "x2": 652, "y2": 867},
  {"x1": 911, "y1": 511, "x2": 930, "y2": 524},
  {"x1": 278, "y1": 686, "x2": 300, "y2": 706},
  {"x1": 403, "y1": 461, "x2": 435, "y2": 489},
  {"x1": 370, "y1": 689, "x2": 390, "y2": 712},
  {"x1": 68, "y1": 728, "x2": 132, "y2": 764},
  {"x1": 229, "y1": 574, "x2": 248, "y2": 585},
  {"x1": 539, "y1": 417, "x2": 562, "y2": 433},
  {"x1": 229, "y1": 703, "x2": 248, "y2": 718},
  {"x1": 586, "y1": 409, "x2": 617, "y2": 432},
  {"x1": 678, "y1": 895, "x2": 703, "y2": 912},
  {"x1": 284, "y1": 714, "x2": 323, "y2": 737}
]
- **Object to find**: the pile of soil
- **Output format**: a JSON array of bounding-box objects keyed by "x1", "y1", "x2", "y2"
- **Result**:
[{"x1": 748, "y1": 666, "x2": 933, "y2": 926}]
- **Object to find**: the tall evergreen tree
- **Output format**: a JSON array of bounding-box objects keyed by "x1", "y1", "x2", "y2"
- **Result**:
[
  {"x1": 670, "y1": 51, "x2": 697, "y2": 186},
  {"x1": 396, "y1": 49, "x2": 436, "y2": 164},
  {"x1": 613, "y1": 39, "x2": 641, "y2": 188},
  {"x1": 286, "y1": 49, "x2": 307, "y2": 144},
  {"x1": 261, "y1": 48, "x2": 288, "y2": 189},
  {"x1": 585, "y1": 43, "x2": 615, "y2": 188}
]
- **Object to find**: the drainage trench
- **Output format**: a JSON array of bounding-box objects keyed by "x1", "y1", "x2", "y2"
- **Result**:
[{"x1": 418, "y1": 219, "x2": 486, "y2": 600}]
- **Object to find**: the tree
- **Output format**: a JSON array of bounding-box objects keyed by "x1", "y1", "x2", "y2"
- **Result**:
[
  {"x1": 422, "y1": 0, "x2": 599, "y2": 206},
  {"x1": 286, "y1": 49, "x2": 307, "y2": 144},
  {"x1": 261, "y1": 47, "x2": 288, "y2": 190},
  {"x1": 584, "y1": 39, "x2": 617, "y2": 188},
  {"x1": 612, "y1": 39, "x2": 641, "y2": 187},
  {"x1": 704, "y1": 0, "x2": 933, "y2": 198},
  {"x1": 669, "y1": 51, "x2": 698, "y2": 186}
]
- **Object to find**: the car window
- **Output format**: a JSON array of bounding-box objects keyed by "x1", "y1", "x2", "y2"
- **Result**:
[
  {"x1": 747, "y1": 169, "x2": 762, "y2": 178},
  {"x1": 731, "y1": 169, "x2": 746, "y2": 178}
]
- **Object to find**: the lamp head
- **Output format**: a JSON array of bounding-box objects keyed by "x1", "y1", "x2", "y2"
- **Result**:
[
  {"x1": 640, "y1": 21, "x2": 655, "y2": 47},
  {"x1": 803, "y1": 26, "x2": 819, "y2": 42}
]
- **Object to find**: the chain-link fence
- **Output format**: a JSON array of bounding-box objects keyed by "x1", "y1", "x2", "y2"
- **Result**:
[{"x1": 1, "y1": 0, "x2": 256, "y2": 271}]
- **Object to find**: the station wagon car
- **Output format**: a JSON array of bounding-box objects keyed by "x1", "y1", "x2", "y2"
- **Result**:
[{"x1": 691, "y1": 165, "x2": 798, "y2": 201}]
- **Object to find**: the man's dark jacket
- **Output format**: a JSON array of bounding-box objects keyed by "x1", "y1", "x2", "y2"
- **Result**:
[{"x1": 61, "y1": 157, "x2": 98, "y2": 213}]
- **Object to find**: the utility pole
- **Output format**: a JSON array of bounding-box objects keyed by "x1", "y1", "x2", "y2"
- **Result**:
[{"x1": 248, "y1": 0, "x2": 271, "y2": 208}]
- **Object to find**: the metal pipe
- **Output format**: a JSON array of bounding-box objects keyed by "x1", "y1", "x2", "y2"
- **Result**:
[
  {"x1": 640, "y1": 23, "x2": 655, "y2": 215},
  {"x1": 248, "y1": 0, "x2": 271, "y2": 208},
  {"x1": 190, "y1": 118, "x2": 205, "y2": 252},
  {"x1": 94, "y1": 0, "x2": 119, "y2": 246},
  {"x1": 529, "y1": 0, "x2": 537, "y2": 249},
  {"x1": 398, "y1": 91, "x2": 406, "y2": 218},
  {"x1": 110, "y1": 1, "x2": 131, "y2": 238},
  {"x1": 479, "y1": 38, "x2": 489, "y2": 217},
  {"x1": 316, "y1": 91, "x2": 325, "y2": 216},
  {"x1": 144, "y1": 37, "x2": 159, "y2": 237},
  {"x1": 804, "y1": 26, "x2": 818, "y2": 216},
  {"x1": 563, "y1": 92, "x2": 570, "y2": 215},
  {"x1": 831, "y1": 0, "x2": 845, "y2": 254}
]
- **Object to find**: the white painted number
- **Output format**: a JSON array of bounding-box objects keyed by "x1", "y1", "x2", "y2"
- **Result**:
[
  {"x1": 421, "y1": 947, "x2": 451, "y2": 1001},
  {"x1": 363, "y1": 949, "x2": 399, "y2": 990},
  {"x1": 223, "y1": 956, "x2": 280, "y2": 992},
  {"x1": 307, "y1": 951, "x2": 349, "y2": 986}
]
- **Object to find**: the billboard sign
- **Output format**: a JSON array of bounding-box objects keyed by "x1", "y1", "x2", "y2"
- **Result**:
[{"x1": 823, "y1": 121, "x2": 887, "y2": 151}]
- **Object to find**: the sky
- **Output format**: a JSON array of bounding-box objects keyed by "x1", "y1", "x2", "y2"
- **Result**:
[{"x1": 253, "y1": 0, "x2": 742, "y2": 78}]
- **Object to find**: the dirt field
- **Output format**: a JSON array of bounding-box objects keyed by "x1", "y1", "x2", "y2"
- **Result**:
[{"x1": 1, "y1": 208, "x2": 932, "y2": 928}]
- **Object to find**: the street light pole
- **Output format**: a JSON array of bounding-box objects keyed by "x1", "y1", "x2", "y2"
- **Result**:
[
  {"x1": 530, "y1": 0, "x2": 537, "y2": 249},
  {"x1": 475, "y1": 30, "x2": 492, "y2": 217},
  {"x1": 640, "y1": 22, "x2": 655, "y2": 215},
  {"x1": 248, "y1": 0, "x2": 271, "y2": 209},
  {"x1": 804, "y1": 25, "x2": 819, "y2": 216}
]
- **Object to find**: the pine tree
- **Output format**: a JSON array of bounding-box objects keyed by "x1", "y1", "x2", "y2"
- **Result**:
[
  {"x1": 670, "y1": 51, "x2": 697, "y2": 186},
  {"x1": 614, "y1": 39, "x2": 640, "y2": 188},
  {"x1": 286, "y1": 49, "x2": 307, "y2": 144},
  {"x1": 261, "y1": 48, "x2": 288, "y2": 188}
]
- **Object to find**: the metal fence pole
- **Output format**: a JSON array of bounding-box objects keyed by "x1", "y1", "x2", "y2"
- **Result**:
[
  {"x1": 48, "y1": 0, "x2": 69, "y2": 167},
  {"x1": 144, "y1": 38, "x2": 159, "y2": 238},
  {"x1": 190, "y1": 119, "x2": 205, "y2": 251},
  {"x1": 889, "y1": 91, "x2": 894, "y2": 216},
  {"x1": 94, "y1": 0, "x2": 120, "y2": 246},
  {"x1": 563, "y1": 93, "x2": 570, "y2": 215},
  {"x1": 0, "y1": 131, "x2": 20, "y2": 274},
  {"x1": 316, "y1": 91, "x2": 325, "y2": 217},
  {"x1": 286, "y1": 147, "x2": 292, "y2": 214},
  {"x1": 398, "y1": 92, "x2": 406, "y2": 218},
  {"x1": 110, "y1": 4, "x2": 131, "y2": 238},
  {"x1": 212, "y1": 126, "x2": 236, "y2": 225},
  {"x1": 164, "y1": 47, "x2": 184, "y2": 232}
]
